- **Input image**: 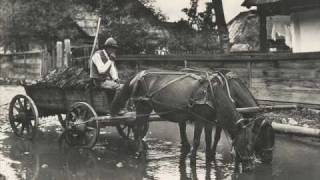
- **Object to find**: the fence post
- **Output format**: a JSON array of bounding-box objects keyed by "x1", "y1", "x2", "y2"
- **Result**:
[
  {"x1": 56, "y1": 41, "x2": 63, "y2": 68},
  {"x1": 24, "y1": 54, "x2": 27, "y2": 80},
  {"x1": 64, "y1": 39, "x2": 71, "y2": 67},
  {"x1": 247, "y1": 61, "x2": 252, "y2": 88}
]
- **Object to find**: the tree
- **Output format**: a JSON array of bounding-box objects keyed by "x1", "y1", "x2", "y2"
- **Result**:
[
  {"x1": 0, "y1": 0, "x2": 167, "y2": 54},
  {"x1": 0, "y1": 0, "x2": 88, "y2": 52},
  {"x1": 182, "y1": 0, "x2": 230, "y2": 53},
  {"x1": 212, "y1": 0, "x2": 230, "y2": 53},
  {"x1": 181, "y1": 1, "x2": 220, "y2": 53},
  {"x1": 97, "y1": 0, "x2": 168, "y2": 54}
]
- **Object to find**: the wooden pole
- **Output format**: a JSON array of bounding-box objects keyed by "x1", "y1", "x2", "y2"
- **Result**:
[
  {"x1": 56, "y1": 41, "x2": 63, "y2": 68},
  {"x1": 23, "y1": 54, "x2": 27, "y2": 80},
  {"x1": 272, "y1": 122, "x2": 320, "y2": 138},
  {"x1": 247, "y1": 61, "x2": 252, "y2": 88},
  {"x1": 88, "y1": 18, "x2": 101, "y2": 70},
  {"x1": 236, "y1": 104, "x2": 298, "y2": 113},
  {"x1": 258, "y1": 6, "x2": 268, "y2": 52},
  {"x1": 64, "y1": 39, "x2": 71, "y2": 67}
]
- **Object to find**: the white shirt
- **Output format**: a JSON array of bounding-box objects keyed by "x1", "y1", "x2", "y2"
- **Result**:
[{"x1": 91, "y1": 50, "x2": 119, "y2": 80}]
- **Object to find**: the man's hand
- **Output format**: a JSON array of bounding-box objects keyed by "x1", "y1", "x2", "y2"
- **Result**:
[{"x1": 114, "y1": 79, "x2": 120, "y2": 84}]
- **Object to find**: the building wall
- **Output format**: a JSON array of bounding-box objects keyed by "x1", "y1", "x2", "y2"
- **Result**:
[{"x1": 291, "y1": 8, "x2": 320, "y2": 52}]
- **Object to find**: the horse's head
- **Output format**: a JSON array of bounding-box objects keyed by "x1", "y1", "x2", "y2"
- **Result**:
[
  {"x1": 252, "y1": 116, "x2": 275, "y2": 163},
  {"x1": 233, "y1": 118, "x2": 255, "y2": 171}
]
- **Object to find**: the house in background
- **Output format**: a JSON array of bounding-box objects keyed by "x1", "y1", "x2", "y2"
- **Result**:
[
  {"x1": 242, "y1": 0, "x2": 320, "y2": 53},
  {"x1": 228, "y1": 10, "x2": 291, "y2": 52}
]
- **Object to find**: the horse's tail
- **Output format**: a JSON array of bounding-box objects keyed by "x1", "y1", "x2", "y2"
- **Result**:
[{"x1": 110, "y1": 75, "x2": 136, "y2": 116}]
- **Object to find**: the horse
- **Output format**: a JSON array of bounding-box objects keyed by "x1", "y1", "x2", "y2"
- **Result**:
[
  {"x1": 186, "y1": 69, "x2": 274, "y2": 165},
  {"x1": 111, "y1": 70, "x2": 255, "y2": 171}
]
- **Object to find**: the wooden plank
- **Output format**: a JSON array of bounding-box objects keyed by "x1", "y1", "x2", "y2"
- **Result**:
[
  {"x1": 64, "y1": 39, "x2": 71, "y2": 67},
  {"x1": 251, "y1": 87, "x2": 320, "y2": 105},
  {"x1": 56, "y1": 41, "x2": 63, "y2": 68},
  {"x1": 252, "y1": 78, "x2": 320, "y2": 90},
  {"x1": 247, "y1": 61, "x2": 252, "y2": 88},
  {"x1": 251, "y1": 68, "x2": 319, "y2": 79}
]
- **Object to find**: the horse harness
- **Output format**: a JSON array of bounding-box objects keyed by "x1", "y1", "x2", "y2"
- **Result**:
[{"x1": 129, "y1": 70, "x2": 243, "y2": 126}]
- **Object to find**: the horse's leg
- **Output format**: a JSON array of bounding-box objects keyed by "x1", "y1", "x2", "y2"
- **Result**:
[
  {"x1": 211, "y1": 126, "x2": 222, "y2": 158},
  {"x1": 190, "y1": 122, "x2": 203, "y2": 164},
  {"x1": 179, "y1": 121, "x2": 190, "y2": 153},
  {"x1": 134, "y1": 101, "x2": 152, "y2": 156},
  {"x1": 204, "y1": 124, "x2": 213, "y2": 163}
]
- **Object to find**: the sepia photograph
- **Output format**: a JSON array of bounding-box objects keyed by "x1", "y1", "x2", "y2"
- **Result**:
[{"x1": 1, "y1": 0, "x2": 320, "y2": 179}]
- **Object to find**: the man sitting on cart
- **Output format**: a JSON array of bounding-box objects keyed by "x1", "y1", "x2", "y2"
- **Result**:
[{"x1": 90, "y1": 37, "x2": 120, "y2": 89}]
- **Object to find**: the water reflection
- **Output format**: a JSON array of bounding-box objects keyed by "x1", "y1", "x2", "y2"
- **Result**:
[
  {"x1": 3, "y1": 121, "x2": 319, "y2": 180},
  {"x1": 1, "y1": 131, "x2": 148, "y2": 180},
  {"x1": 178, "y1": 147, "x2": 236, "y2": 180}
]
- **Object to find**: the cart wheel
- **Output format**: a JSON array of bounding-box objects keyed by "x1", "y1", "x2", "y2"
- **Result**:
[
  {"x1": 64, "y1": 102, "x2": 99, "y2": 148},
  {"x1": 116, "y1": 122, "x2": 149, "y2": 140},
  {"x1": 57, "y1": 114, "x2": 66, "y2": 128},
  {"x1": 9, "y1": 94, "x2": 39, "y2": 139}
]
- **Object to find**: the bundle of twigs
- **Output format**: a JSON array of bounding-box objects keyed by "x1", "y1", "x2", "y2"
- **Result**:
[{"x1": 35, "y1": 67, "x2": 91, "y2": 88}]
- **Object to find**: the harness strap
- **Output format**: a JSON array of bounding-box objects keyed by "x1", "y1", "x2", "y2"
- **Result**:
[
  {"x1": 217, "y1": 72, "x2": 235, "y2": 103},
  {"x1": 147, "y1": 74, "x2": 191, "y2": 97}
]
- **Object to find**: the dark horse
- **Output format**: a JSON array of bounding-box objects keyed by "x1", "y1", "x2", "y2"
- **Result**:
[
  {"x1": 111, "y1": 70, "x2": 255, "y2": 170},
  {"x1": 187, "y1": 70, "x2": 275, "y2": 165}
]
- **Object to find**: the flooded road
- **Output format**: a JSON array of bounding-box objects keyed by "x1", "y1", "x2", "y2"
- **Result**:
[{"x1": 1, "y1": 85, "x2": 320, "y2": 180}]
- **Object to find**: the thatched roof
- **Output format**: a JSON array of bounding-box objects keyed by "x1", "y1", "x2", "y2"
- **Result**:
[
  {"x1": 242, "y1": 0, "x2": 281, "y2": 7},
  {"x1": 73, "y1": 12, "x2": 99, "y2": 37},
  {"x1": 228, "y1": 10, "x2": 260, "y2": 52}
]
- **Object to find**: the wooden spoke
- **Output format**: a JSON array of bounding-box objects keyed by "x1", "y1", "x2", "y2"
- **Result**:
[
  {"x1": 57, "y1": 114, "x2": 67, "y2": 129},
  {"x1": 26, "y1": 122, "x2": 30, "y2": 134},
  {"x1": 20, "y1": 123, "x2": 26, "y2": 135},
  {"x1": 15, "y1": 121, "x2": 22, "y2": 127},
  {"x1": 116, "y1": 123, "x2": 149, "y2": 140},
  {"x1": 17, "y1": 98, "x2": 24, "y2": 110},
  {"x1": 23, "y1": 97, "x2": 27, "y2": 110}
]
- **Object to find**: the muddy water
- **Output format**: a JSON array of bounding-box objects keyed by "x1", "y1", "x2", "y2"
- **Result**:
[{"x1": 1, "y1": 86, "x2": 320, "y2": 180}]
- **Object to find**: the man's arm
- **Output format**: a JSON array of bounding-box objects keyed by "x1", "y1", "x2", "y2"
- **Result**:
[
  {"x1": 109, "y1": 62, "x2": 119, "y2": 81},
  {"x1": 92, "y1": 52, "x2": 112, "y2": 74}
]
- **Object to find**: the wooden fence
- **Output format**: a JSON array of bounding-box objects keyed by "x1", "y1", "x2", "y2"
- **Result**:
[
  {"x1": 114, "y1": 52, "x2": 320, "y2": 106},
  {"x1": 0, "y1": 51, "x2": 51, "y2": 80},
  {"x1": 1, "y1": 49, "x2": 320, "y2": 106}
]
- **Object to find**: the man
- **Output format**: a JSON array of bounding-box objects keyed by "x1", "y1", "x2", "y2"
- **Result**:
[{"x1": 90, "y1": 37, "x2": 120, "y2": 89}]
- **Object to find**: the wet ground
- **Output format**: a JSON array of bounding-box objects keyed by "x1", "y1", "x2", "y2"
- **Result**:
[{"x1": 1, "y1": 85, "x2": 320, "y2": 180}]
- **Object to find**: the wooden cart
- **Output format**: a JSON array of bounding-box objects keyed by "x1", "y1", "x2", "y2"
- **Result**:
[{"x1": 8, "y1": 85, "x2": 149, "y2": 148}]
